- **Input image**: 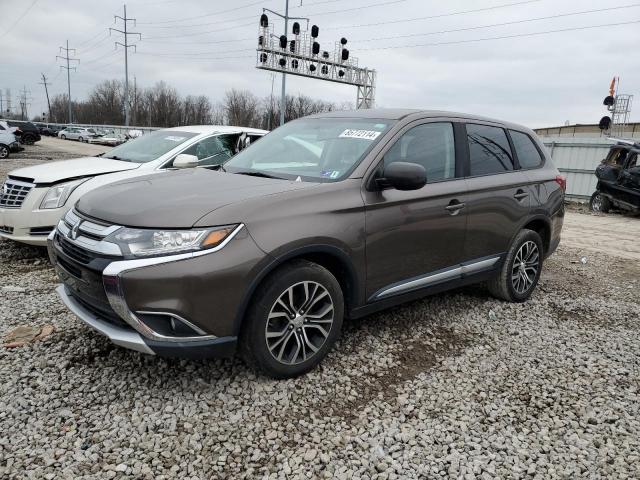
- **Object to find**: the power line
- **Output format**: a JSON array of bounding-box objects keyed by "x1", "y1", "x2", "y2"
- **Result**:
[
  {"x1": 324, "y1": 0, "x2": 542, "y2": 30},
  {"x1": 143, "y1": 20, "x2": 255, "y2": 39},
  {"x1": 359, "y1": 18, "x2": 640, "y2": 51},
  {"x1": 137, "y1": 17, "x2": 640, "y2": 63},
  {"x1": 83, "y1": 49, "x2": 121, "y2": 65},
  {"x1": 138, "y1": 0, "x2": 269, "y2": 25},
  {"x1": 140, "y1": 0, "x2": 540, "y2": 40},
  {"x1": 0, "y1": 0, "x2": 39, "y2": 40},
  {"x1": 352, "y1": 3, "x2": 640, "y2": 43},
  {"x1": 77, "y1": 31, "x2": 111, "y2": 54},
  {"x1": 138, "y1": 3, "x2": 640, "y2": 56}
]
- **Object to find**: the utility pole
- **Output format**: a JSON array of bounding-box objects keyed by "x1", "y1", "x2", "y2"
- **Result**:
[
  {"x1": 57, "y1": 40, "x2": 79, "y2": 123},
  {"x1": 39, "y1": 73, "x2": 52, "y2": 122},
  {"x1": 110, "y1": 5, "x2": 141, "y2": 127}
]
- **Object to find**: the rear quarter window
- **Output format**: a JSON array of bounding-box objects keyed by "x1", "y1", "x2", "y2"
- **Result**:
[{"x1": 510, "y1": 130, "x2": 543, "y2": 169}]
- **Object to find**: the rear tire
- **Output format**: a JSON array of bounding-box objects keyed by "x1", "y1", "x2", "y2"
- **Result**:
[
  {"x1": 239, "y1": 260, "x2": 344, "y2": 379},
  {"x1": 0, "y1": 145, "x2": 9, "y2": 159},
  {"x1": 487, "y1": 229, "x2": 543, "y2": 303},
  {"x1": 78, "y1": 136, "x2": 84, "y2": 143},
  {"x1": 589, "y1": 191, "x2": 610, "y2": 213},
  {"x1": 22, "y1": 134, "x2": 35, "y2": 145}
]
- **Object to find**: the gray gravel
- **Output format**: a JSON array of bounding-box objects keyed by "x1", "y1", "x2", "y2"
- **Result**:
[{"x1": 1, "y1": 233, "x2": 639, "y2": 479}]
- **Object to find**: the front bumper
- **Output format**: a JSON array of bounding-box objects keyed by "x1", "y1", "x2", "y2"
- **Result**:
[
  {"x1": 56, "y1": 285, "x2": 238, "y2": 357},
  {"x1": 48, "y1": 219, "x2": 264, "y2": 358},
  {"x1": 0, "y1": 187, "x2": 60, "y2": 246}
]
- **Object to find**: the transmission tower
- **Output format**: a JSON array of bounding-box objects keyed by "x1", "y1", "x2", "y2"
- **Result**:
[
  {"x1": 5, "y1": 88, "x2": 12, "y2": 115},
  {"x1": 110, "y1": 5, "x2": 141, "y2": 127},
  {"x1": 57, "y1": 40, "x2": 79, "y2": 123},
  {"x1": 19, "y1": 85, "x2": 33, "y2": 120}
]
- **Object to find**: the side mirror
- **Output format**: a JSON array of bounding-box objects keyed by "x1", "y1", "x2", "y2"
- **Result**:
[
  {"x1": 380, "y1": 162, "x2": 427, "y2": 191},
  {"x1": 173, "y1": 154, "x2": 200, "y2": 169}
]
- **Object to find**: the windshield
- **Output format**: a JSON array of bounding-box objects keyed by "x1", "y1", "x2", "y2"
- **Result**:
[
  {"x1": 102, "y1": 130, "x2": 198, "y2": 163},
  {"x1": 224, "y1": 118, "x2": 394, "y2": 181}
]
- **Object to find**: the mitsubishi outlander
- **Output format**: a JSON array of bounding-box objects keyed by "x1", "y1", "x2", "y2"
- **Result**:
[{"x1": 48, "y1": 109, "x2": 565, "y2": 378}]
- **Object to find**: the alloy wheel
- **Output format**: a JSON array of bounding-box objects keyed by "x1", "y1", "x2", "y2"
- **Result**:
[
  {"x1": 0, "y1": 146, "x2": 8, "y2": 158},
  {"x1": 511, "y1": 240, "x2": 539, "y2": 294},
  {"x1": 265, "y1": 281, "x2": 334, "y2": 365}
]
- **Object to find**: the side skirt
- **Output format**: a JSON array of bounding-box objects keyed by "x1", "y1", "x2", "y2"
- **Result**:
[{"x1": 349, "y1": 269, "x2": 499, "y2": 320}]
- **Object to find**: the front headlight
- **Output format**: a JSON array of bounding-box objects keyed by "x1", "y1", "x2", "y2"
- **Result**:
[
  {"x1": 105, "y1": 225, "x2": 238, "y2": 258},
  {"x1": 39, "y1": 179, "x2": 87, "y2": 209}
]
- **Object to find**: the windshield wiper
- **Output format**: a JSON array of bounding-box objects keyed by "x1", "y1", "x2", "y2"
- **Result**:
[
  {"x1": 234, "y1": 170, "x2": 284, "y2": 180},
  {"x1": 104, "y1": 155, "x2": 125, "y2": 161}
]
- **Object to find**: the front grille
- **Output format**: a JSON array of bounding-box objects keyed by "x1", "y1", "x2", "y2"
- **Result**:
[
  {"x1": 0, "y1": 225, "x2": 13, "y2": 234},
  {"x1": 30, "y1": 226, "x2": 54, "y2": 236},
  {"x1": 0, "y1": 179, "x2": 34, "y2": 208},
  {"x1": 57, "y1": 234, "x2": 97, "y2": 264}
]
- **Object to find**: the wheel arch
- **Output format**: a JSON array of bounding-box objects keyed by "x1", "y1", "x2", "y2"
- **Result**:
[
  {"x1": 233, "y1": 244, "x2": 360, "y2": 335},
  {"x1": 519, "y1": 215, "x2": 551, "y2": 255}
]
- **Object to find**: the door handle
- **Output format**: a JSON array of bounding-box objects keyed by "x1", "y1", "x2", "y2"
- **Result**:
[
  {"x1": 514, "y1": 190, "x2": 529, "y2": 200},
  {"x1": 445, "y1": 200, "x2": 465, "y2": 215}
]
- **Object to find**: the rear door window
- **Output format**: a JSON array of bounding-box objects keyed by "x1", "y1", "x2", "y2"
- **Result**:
[
  {"x1": 466, "y1": 124, "x2": 514, "y2": 176},
  {"x1": 510, "y1": 130, "x2": 543, "y2": 169}
]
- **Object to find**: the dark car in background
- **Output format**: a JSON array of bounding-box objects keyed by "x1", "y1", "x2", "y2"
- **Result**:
[
  {"x1": 590, "y1": 139, "x2": 640, "y2": 213},
  {"x1": 6, "y1": 120, "x2": 42, "y2": 145},
  {"x1": 49, "y1": 109, "x2": 565, "y2": 378}
]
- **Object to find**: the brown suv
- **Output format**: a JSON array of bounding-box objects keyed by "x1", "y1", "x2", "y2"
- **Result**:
[{"x1": 48, "y1": 109, "x2": 565, "y2": 378}]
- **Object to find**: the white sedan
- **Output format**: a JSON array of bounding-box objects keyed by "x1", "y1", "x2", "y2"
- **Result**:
[{"x1": 0, "y1": 125, "x2": 267, "y2": 245}]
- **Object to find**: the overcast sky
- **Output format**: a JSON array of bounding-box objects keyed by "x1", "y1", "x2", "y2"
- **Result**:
[{"x1": 0, "y1": 0, "x2": 638, "y2": 128}]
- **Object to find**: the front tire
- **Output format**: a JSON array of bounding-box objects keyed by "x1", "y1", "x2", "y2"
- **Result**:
[
  {"x1": 22, "y1": 134, "x2": 35, "y2": 145},
  {"x1": 240, "y1": 260, "x2": 344, "y2": 378},
  {"x1": 488, "y1": 229, "x2": 543, "y2": 303},
  {"x1": 589, "y1": 191, "x2": 610, "y2": 213},
  {"x1": 60, "y1": 134, "x2": 66, "y2": 140},
  {"x1": 0, "y1": 145, "x2": 9, "y2": 159},
  {"x1": 78, "y1": 136, "x2": 84, "y2": 143}
]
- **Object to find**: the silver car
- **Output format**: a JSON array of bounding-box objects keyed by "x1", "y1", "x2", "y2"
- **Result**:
[{"x1": 58, "y1": 127, "x2": 98, "y2": 142}]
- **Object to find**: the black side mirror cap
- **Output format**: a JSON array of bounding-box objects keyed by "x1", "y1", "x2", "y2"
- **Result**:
[{"x1": 378, "y1": 162, "x2": 427, "y2": 191}]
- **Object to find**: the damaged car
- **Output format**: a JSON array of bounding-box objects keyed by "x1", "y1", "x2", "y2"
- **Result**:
[{"x1": 590, "y1": 138, "x2": 640, "y2": 213}]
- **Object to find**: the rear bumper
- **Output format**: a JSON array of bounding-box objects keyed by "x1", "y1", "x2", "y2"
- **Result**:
[{"x1": 56, "y1": 284, "x2": 238, "y2": 358}]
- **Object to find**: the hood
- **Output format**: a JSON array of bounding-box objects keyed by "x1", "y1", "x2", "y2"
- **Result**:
[
  {"x1": 76, "y1": 168, "x2": 317, "y2": 228},
  {"x1": 9, "y1": 157, "x2": 140, "y2": 184}
]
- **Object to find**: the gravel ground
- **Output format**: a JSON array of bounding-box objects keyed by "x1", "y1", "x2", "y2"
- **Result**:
[{"x1": 1, "y1": 229, "x2": 639, "y2": 479}]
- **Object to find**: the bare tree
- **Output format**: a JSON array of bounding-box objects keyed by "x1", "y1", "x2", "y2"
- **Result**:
[{"x1": 223, "y1": 89, "x2": 260, "y2": 128}]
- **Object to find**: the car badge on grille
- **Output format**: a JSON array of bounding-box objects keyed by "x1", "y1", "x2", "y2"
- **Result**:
[{"x1": 69, "y1": 221, "x2": 82, "y2": 240}]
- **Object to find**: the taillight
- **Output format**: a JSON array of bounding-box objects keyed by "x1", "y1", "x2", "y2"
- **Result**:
[{"x1": 555, "y1": 175, "x2": 567, "y2": 192}]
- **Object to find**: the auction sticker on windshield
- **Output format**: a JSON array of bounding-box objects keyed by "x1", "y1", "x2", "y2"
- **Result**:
[{"x1": 339, "y1": 129, "x2": 382, "y2": 140}]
